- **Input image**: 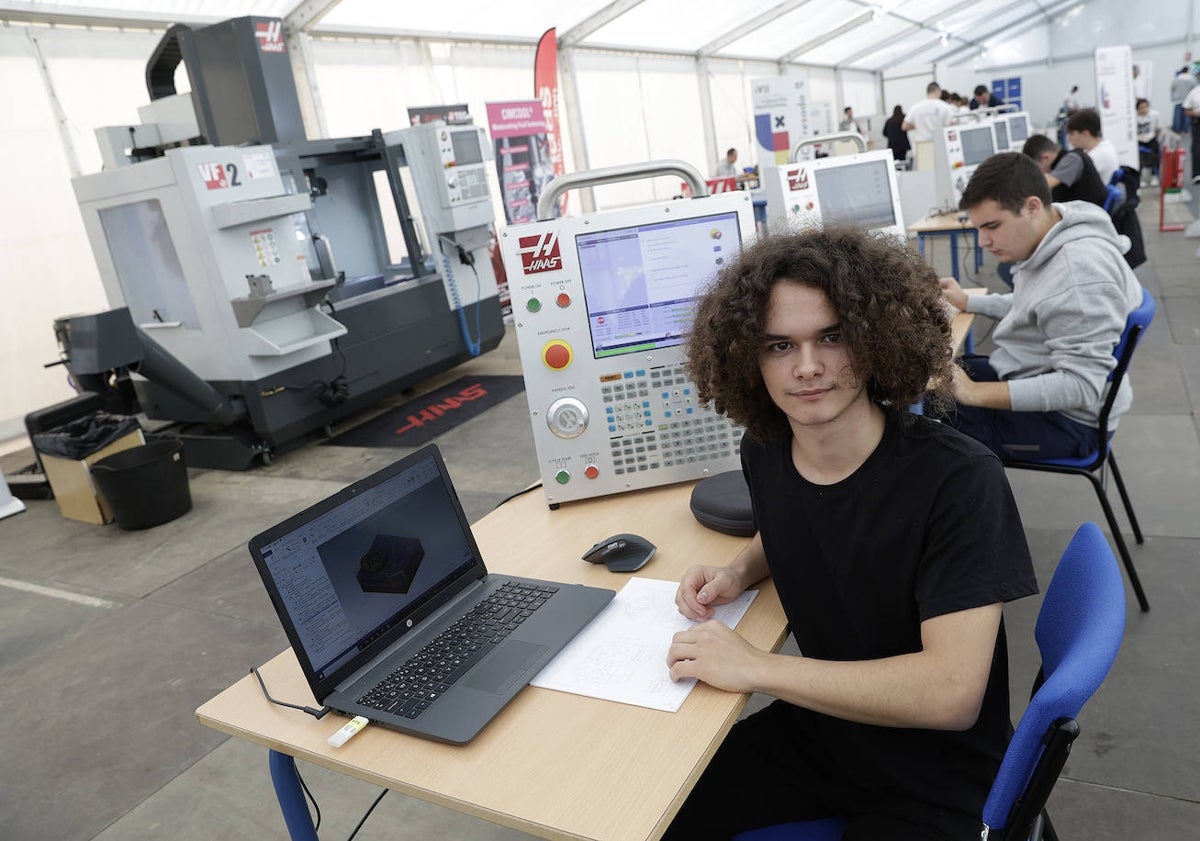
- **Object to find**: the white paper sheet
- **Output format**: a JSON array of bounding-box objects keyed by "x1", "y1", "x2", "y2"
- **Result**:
[{"x1": 530, "y1": 577, "x2": 758, "y2": 712}]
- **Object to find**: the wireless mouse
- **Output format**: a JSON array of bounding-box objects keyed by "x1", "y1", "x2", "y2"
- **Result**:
[{"x1": 581, "y1": 533, "x2": 657, "y2": 573}]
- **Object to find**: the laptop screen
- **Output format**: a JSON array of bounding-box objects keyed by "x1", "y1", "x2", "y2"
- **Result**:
[{"x1": 250, "y1": 447, "x2": 483, "y2": 692}]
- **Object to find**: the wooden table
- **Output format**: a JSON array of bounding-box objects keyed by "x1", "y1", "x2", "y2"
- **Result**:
[
  {"x1": 197, "y1": 480, "x2": 787, "y2": 841},
  {"x1": 909, "y1": 211, "x2": 983, "y2": 280}
]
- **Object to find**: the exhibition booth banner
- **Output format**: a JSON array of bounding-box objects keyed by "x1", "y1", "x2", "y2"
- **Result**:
[
  {"x1": 534, "y1": 28, "x2": 567, "y2": 216},
  {"x1": 1095, "y1": 45, "x2": 1140, "y2": 171},
  {"x1": 486, "y1": 99, "x2": 554, "y2": 225},
  {"x1": 752, "y1": 76, "x2": 810, "y2": 165}
]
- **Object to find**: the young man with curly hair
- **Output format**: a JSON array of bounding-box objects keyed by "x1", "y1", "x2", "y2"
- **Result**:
[{"x1": 662, "y1": 227, "x2": 1037, "y2": 840}]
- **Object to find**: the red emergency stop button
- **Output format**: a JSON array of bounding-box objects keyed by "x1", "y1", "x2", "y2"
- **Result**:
[
  {"x1": 543, "y1": 340, "x2": 573, "y2": 370},
  {"x1": 584, "y1": 464, "x2": 599, "y2": 479},
  {"x1": 556, "y1": 292, "x2": 571, "y2": 308}
]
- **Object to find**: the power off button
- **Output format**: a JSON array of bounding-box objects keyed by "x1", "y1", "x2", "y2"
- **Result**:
[{"x1": 584, "y1": 464, "x2": 599, "y2": 479}]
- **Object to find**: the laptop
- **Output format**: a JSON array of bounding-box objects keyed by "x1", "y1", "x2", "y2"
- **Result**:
[{"x1": 248, "y1": 444, "x2": 615, "y2": 744}]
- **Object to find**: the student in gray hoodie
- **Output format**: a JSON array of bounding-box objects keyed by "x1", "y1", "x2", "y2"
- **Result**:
[{"x1": 938, "y1": 151, "x2": 1144, "y2": 461}]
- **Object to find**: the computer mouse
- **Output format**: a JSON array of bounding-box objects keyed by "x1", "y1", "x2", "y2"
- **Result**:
[{"x1": 581, "y1": 533, "x2": 657, "y2": 573}]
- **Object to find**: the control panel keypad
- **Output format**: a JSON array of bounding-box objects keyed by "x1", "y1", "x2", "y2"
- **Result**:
[{"x1": 603, "y1": 365, "x2": 743, "y2": 476}]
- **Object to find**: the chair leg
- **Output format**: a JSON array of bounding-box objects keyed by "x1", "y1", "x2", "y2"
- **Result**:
[
  {"x1": 1107, "y1": 450, "x2": 1144, "y2": 544},
  {"x1": 1040, "y1": 809, "x2": 1060, "y2": 841},
  {"x1": 1084, "y1": 472, "x2": 1151, "y2": 612}
]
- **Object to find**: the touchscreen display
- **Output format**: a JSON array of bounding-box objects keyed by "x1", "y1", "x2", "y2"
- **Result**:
[{"x1": 577, "y1": 212, "x2": 742, "y2": 359}]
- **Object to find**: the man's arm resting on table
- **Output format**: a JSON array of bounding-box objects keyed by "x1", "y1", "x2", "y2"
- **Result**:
[{"x1": 668, "y1": 603, "x2": 1003, "y2": 731}]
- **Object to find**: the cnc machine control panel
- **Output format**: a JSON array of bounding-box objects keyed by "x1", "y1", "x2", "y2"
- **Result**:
[
  {"x1": 935, "y1": 121, "x2": 998, "y2": 209},
  {"x1": 763, "y1": 149, "x2": 905, "y2": 239},
  {"x1": 501, "y1": 192, "x2": 756, "y2": 506}
]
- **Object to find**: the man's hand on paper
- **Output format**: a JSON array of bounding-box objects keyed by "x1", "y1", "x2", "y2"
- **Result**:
[
  {"x1": 666, "y1": 620, "x2": 764, "y2": 692},
  {"x1": 675, "y1": 564, "x2": 745, "y2": 622}
]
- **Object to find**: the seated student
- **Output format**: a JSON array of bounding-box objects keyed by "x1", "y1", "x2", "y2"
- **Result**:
[
  {"x1": 970, "y1": 84, "x2": 1003, "y2": 110},
  {"x1": 1022, "y1": 133, "x2": 1108, "y2": 206},
  {"x1": 714, "y1": 147, "x2": 739, "y2": 178},
  {"x1": 1136, "y1": 98, "x2": 1162, "y2": 184},
  {"x1": 661, "y1": 227, "x2": 1037, "y2": 840},
  {"x1": 1065, "y1": 108, "x2": 1119, "y2": 185},
  {"x1": 939, "y1": 152, "x2": 1143, "y2": 462}
]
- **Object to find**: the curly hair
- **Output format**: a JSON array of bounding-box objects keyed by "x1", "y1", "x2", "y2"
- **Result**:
[{"x1": 685, "y1": 226, "x2": 954, "y2": 443}]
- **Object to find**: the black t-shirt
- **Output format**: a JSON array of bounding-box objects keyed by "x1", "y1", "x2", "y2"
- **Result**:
[{"x1": 741, "y1": 412, "x2": 1038, "y2": 819}]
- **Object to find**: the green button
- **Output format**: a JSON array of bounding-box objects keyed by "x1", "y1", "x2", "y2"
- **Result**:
[
  {"x1": 527, "y1": 297, "x2": 542, "y2": 312},
  {"x1": 555, "y1": 470, "x2": 570, "y2": 484}
]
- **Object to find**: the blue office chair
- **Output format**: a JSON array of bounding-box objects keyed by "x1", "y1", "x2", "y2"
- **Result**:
[
  {"x1": 1001, "y1": 286, "x2": 1155, "y2": 613},
  {"x1": 733, "y1": 522, "x2": 1127, "y2": 841},
  {"x1": 1102, "y1": 183, "x2": 1123, "y2": 215}
]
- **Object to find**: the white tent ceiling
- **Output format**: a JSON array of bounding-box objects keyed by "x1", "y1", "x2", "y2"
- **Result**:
[{"x1": 1, "y1": 0, "x2": 1091, "y2": 72}]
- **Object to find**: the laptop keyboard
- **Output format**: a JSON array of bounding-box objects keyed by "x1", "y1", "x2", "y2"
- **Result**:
[{"x1": 356, "y1": 581, "x2": 558, "y2": 720}]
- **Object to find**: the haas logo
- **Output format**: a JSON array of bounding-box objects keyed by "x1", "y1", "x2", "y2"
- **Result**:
[
  {"x1": 517, "y1": 232, "x2": 562, "y2": 274},
  {"x1": 255, "y1": 21, "x2": 285, "y2": 53}
]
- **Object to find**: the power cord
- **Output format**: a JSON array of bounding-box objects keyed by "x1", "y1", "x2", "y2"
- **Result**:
[
  {"x1": 492, "y1": 481, "x2": 544, "y2": 510},
  {"x1": 251, "y1": 666, "x2": 331, "y2": 719},
  {"x1": 347, "y1": 790, "x2": 389, "y2": 841},
  {"x1": 439, "y1": 235, "x2": 482, "y2": 357}
]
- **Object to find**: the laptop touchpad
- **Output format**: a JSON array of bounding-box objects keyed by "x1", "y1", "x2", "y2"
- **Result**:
[{"x1": 465, "y1": 640, "x2": 547, "y2": 694}]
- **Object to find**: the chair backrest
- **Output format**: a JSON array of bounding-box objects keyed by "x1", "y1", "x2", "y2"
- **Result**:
[
  {"x1": 1103, "y1": 184, "x2": 1123, "y2": 215},
  {"x1": 1091, "y1": 286, "x2": 1155, "y2": 446},
  {"x1": 981, "y1": 522, "x2": 1126, "y2": 835},
  {"x1": 1111, "y1": 287, "x2": 1155, "y2": 379}
]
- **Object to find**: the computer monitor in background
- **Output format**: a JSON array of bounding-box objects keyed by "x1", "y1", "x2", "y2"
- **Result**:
[
  {"x1": 1007, "y1": 112, "x2": 1031, "y2": 148},
  {"x1": 763, "y1": 149, "x2": 906, "y2": 239},
  {"x1": 959, "y1": 125, "x2": 996, "y2": 167},
  {"x1": 992, "y1": 120, "x2": 1010, "y2": 156}
]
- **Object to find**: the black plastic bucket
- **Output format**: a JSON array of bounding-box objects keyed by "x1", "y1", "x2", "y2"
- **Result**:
[{"x1": 91, "y1": 439, "x2": 192, "y2": 530}]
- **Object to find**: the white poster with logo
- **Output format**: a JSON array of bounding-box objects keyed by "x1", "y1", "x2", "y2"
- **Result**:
[
  {"x1": 752, "y1": 76, "x2": 810, "y2": 166},
  {"x1": 1095, "y1": 46, "x2": 1139, "y2": 171}
]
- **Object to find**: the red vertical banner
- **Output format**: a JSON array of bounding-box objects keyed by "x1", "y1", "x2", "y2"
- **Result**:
[{"x1": 534, "y1": 27, "x2": 567, "y2": 217}]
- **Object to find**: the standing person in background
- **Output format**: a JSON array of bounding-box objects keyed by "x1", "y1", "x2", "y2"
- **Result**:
[
  {"x1": 839, "y1": 107, "x2": 864, "y2": 134},
  {"x1": 1066, "y1": 109, "x2": 1119, "y2": 185},
  {"x1": 1136, "y1": 98, "x2": 1162, "y2": 186},
  {"x1": 1170, "y1": 66, "x2": 1195, "y2": 134},
  {"x1": 1063, "y1": 85, "x2": 1081, "y2": 113},
  {"x1": 883, "y1": 105, "x2": 911, "y2": 162},
  {"x1": 1182, "y1": 81, "x2": 1200, "y2": 183},
  {"x1": 902, "y1": 81, "x2": 955, "y2": 142}
]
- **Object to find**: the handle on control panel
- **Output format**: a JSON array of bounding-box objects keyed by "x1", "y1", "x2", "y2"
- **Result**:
[
  {"x1": 535, "y1": 159, "x2": 710, "y2": 221},
  {"x1": 791, "y1": 131, "x2": 868, "y2": 161}
]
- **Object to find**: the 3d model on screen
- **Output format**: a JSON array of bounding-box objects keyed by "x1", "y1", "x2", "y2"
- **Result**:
[{"x1": 356, "y1": 535, "x2": 426, "y2": 595}]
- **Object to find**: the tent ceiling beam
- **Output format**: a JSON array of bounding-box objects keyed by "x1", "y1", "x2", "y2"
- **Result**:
[
  {"x1": 559, "y1": 0, "x2": 650, "y2": 47},
  {"x1": 695, "y1": 0, "x2": 818, "y2": 57}
]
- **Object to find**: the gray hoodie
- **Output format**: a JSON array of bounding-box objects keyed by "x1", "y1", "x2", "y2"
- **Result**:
[{"x1": 966, "y1": 201, "x2": 1143, "y2": 428}]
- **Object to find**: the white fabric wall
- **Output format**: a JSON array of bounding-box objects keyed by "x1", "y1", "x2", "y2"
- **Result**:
[{"x1": 0, "y1": 26, "x2": 161, "y2": 439}]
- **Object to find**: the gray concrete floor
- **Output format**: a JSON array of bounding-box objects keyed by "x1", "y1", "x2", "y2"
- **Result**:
[{"x1": 1, "y1": 193, "x2": 1198, "y2": 840}]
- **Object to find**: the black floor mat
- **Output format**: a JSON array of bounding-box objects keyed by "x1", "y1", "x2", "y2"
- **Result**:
[{"x1": 323, "y1": 376, "x2": 526, "y2": 448}]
